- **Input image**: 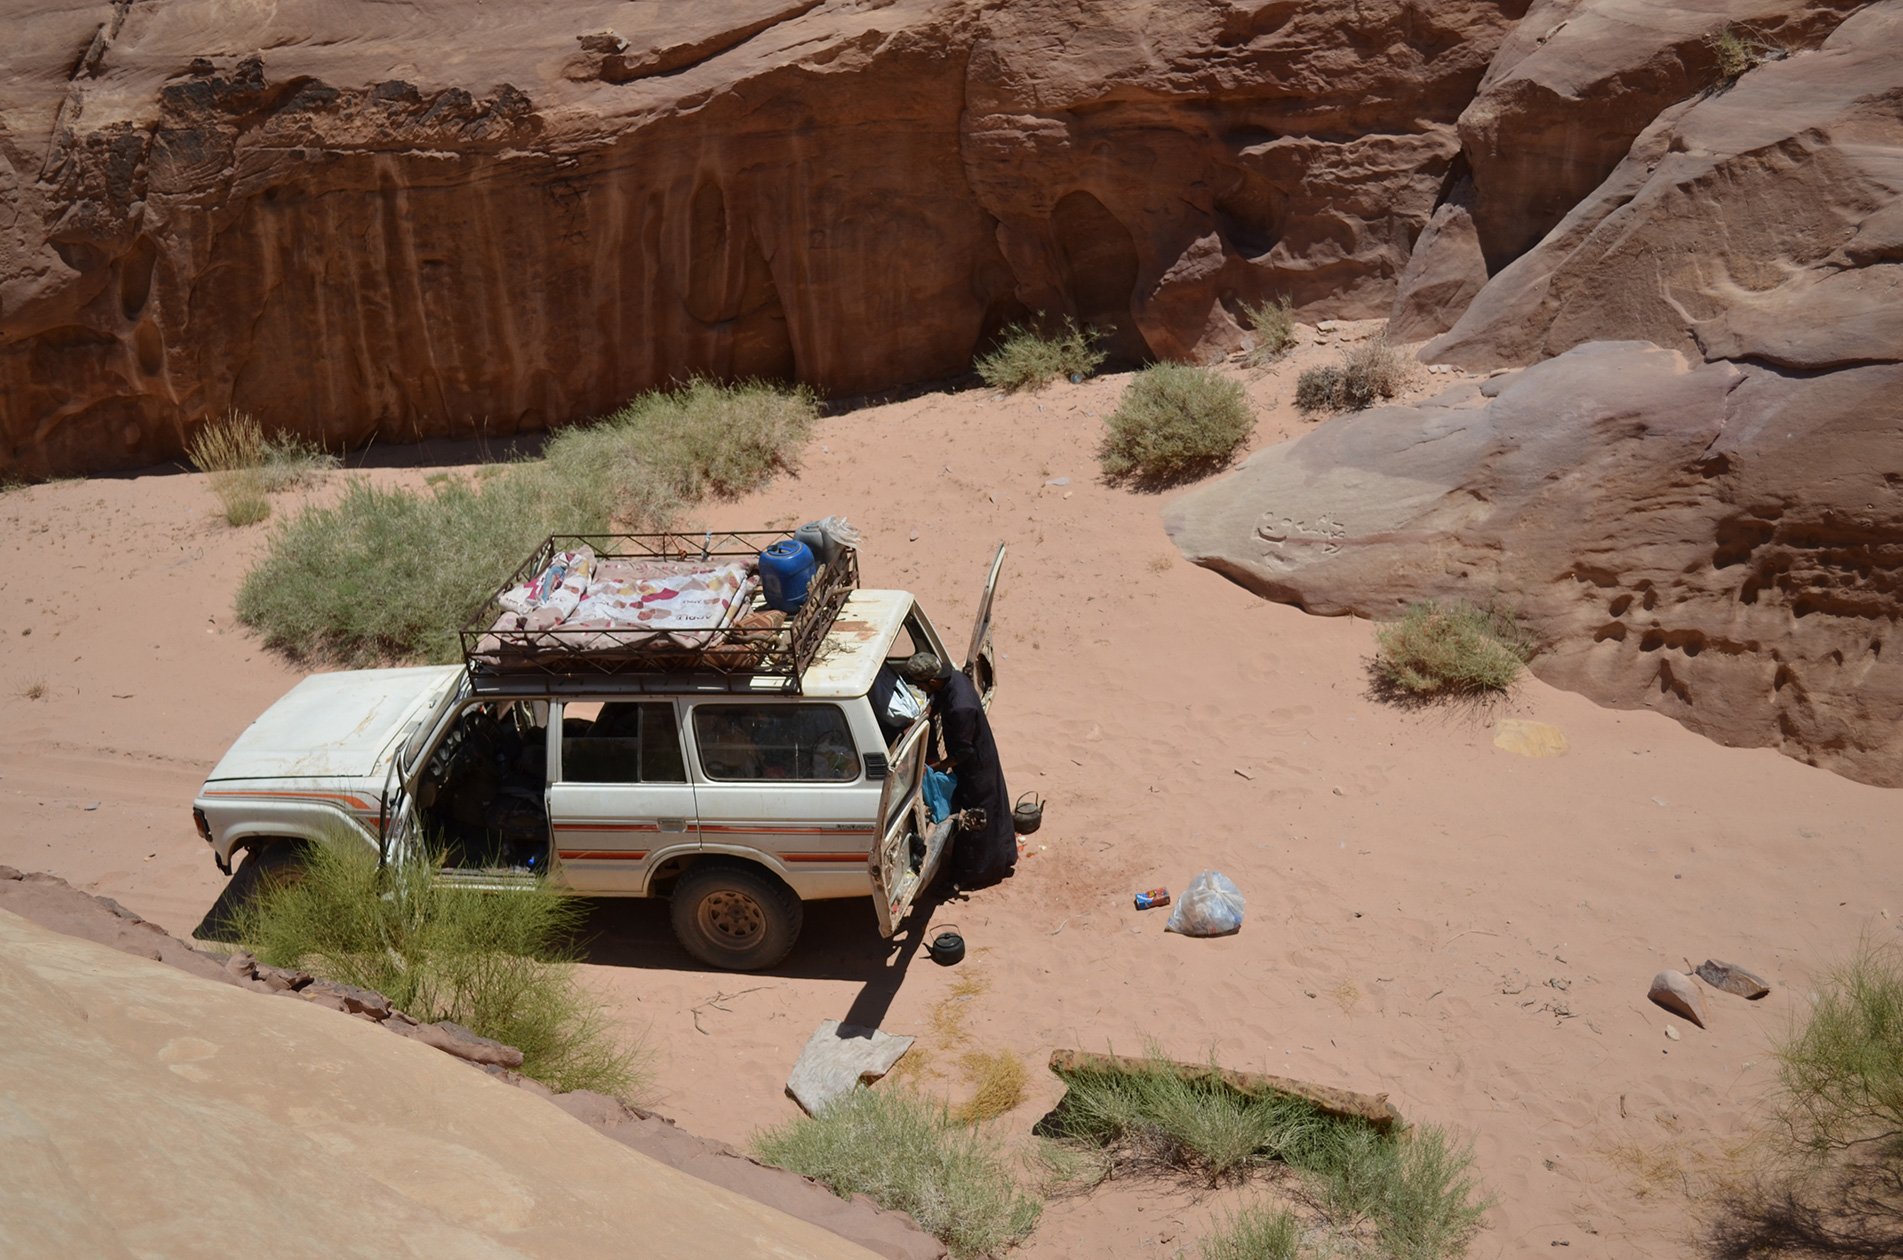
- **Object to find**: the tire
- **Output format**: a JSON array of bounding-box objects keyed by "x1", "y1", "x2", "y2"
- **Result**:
[
  {"x1": 191, "y1": 842, "x2": 308, "y2": 943},
  {"x1": 669, "y1": 862, "x2": 803, "y2": 971}
]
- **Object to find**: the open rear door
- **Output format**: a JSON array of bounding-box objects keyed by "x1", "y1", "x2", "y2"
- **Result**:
[
  {"x1": 869, "y1": 717, "x2": 947, "y2": 936},
  {"x1": 963, "y1": 543, "x2": 1006, "y2": 711}
]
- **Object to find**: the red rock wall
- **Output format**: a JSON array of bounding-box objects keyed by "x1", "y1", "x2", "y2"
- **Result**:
[{"x1": 1, "y1": 0, "x2": 1526, "y2": 478}]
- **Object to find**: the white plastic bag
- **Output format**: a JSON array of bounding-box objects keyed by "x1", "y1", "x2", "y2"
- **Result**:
[{"x1": 1165, "y1": 870, "x2": 1245, "y2": 937}]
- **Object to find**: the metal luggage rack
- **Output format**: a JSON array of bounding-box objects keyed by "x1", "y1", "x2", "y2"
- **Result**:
[{"x1": 459, "y1": 531, "x2": 860, "y2": 691}]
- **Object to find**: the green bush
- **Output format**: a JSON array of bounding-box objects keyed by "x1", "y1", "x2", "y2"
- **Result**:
[
  {"x1": 1199, "y1": 1202, "x2": 1303, "y2": 1260},
  {"x1": 1294, "y1": 336, "x2": 1406, "y2": 414},
  {"x1": 1045, "y1": 1050, "x2": 1490, "y2": 1259},
  {"x1": 1099, "y1": 363, "x2": 1255, "y2": 486},
  {"x1": 1701, "y1": 940, "x2": 1903, "y2": 1257},
  {"x1": 1240, "y1": 296, "x2": 1297, "y2": 367},
  {"x1": 975, "y1": 318, "x2": 1106, "y2": 392},
  {"x1": 235, "y1": 837, "x2": 647, "y2": 1096},
  {"x1": 1372, "y1": 601, "x2": 1533, "y2": 698},
  {"x1": 1776, "y1": 940, "x2": 1903, "y2": 1155},
  {"x1": 754, "y1": 1087, "x2": 1042, "y2": 1258},
  {"x1": 237, "y1": 379, "x2": 816, "y2": 664}
]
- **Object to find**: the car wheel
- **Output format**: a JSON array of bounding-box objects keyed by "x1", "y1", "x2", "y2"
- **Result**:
[
  {"x1": 669, "y1": 862, "x2": 802, "y2": 971},
  {"x1": 191, "y1": 842, "x2": 308, "y2": 943}
]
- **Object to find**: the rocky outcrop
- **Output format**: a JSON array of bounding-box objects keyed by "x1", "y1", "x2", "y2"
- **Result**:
[
  {"x1": 0, "y1": 903, "x2": 887, "y2": 1260},
  {"x1": 1165, "y1": 341, "x2": 1903, "y2": 788},
  {"x1": 0, "y1": 868, "x2": 943, "y2": 1260},
  {"x1": 1, "y1": 0, "x2": 1528, "y2": 477},
  {"x1": 1420, "y1": 0, "x2": 1901, "y2": 368}
]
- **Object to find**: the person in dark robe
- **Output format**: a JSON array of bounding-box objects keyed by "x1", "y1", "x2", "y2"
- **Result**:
[{"x1": 901, "y1": 652, "x2": 1015, "y2": 887}]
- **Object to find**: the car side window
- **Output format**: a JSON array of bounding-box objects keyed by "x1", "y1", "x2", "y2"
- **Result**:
[
  {"x1": 562, "y1": 701, "x2": 687, "y2": 784},
  {"x1": 693, "y1": 704, "x2": 861, "y2": 782}
]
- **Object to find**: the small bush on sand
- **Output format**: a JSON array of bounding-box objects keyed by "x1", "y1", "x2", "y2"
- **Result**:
[
  {"x1": 1294, "y1": 335, "x2": 1407, "y2": 414},
  {"x1": 754, "y1": 1086, "x2": 1042, "y2": 1258},
  {"x1": 1045, "y1": 1050, "x2": 1490, "y2": 1259},
  {"x1": 1373, "y1": 601, "x2": 1533, "y2": 698},
  {"x1": 237, "y1": 380, "x2": 816, "y2": 664},
  {"x1": 1701, "y1": 939, "x2": 1903, "y2": 1257},
  {"x1": 187, "y1": 412, "x2": 338, "y2": 525},
  {"x1": 976, "y1": 318, "x2": 1106, "y2": 392},
  {"x1": 1199, "y1": 1202, "x2": 1303, "y2": 1260},
  {"x1": 1099, "y1": 363, "x2": 1255, "y2": 487},
  {"x1": 235, "y1": 837, "x2": 646, "y2": 1096},
  {"x1": 1240, "y1": 296, "x2": 1297, "y2": 367}
]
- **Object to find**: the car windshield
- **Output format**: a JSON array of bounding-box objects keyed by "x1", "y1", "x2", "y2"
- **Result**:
[{"x1": 400, "y1": 671, "x2": 471, "y2": 773}]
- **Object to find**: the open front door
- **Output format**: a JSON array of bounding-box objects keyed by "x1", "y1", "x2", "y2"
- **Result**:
[
  {"x1": 963, "y1": 543, "x2": 1006, "y2": 711},
  {"x1": 869, "y1": 717, "x2": 946, "y2": 937}
]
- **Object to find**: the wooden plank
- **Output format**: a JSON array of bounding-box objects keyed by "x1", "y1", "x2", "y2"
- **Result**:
[{"x1": 1047, "y1": 1048, "x2": 1406, "y2": 1133}]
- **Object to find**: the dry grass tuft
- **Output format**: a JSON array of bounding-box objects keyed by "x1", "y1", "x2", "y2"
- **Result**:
[
  {"x1": 1240, "y1": 296, "x2": 1297, "y2": 367},
  {"x1": 19, "y1": 676, "x2": 48, "y2": 701},
  {"x1": 953, "y1": 1048, "x2": 1028, "y2": 1124},
  {"x1": 186, "y1": 411, "x2": 338, "y2": 526},
  {"x1": 1295, "y1": 334, "x2": 1408, "y2": 415}
]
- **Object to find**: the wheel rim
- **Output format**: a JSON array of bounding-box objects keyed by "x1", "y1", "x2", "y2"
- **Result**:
[{"x1": 698, "y1": 889, "x2": 766, "y2": 948}]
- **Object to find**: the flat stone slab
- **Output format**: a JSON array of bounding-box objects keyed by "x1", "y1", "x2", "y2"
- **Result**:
[
  {"x1": 1696, "y1": 959, "x2": 1771, "y2": 1000},
  {"x1": 786, "y1": 1021, "x2": 915, "y2": 1115}
]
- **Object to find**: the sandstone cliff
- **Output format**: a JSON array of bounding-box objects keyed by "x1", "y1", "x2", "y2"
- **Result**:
[{"x1": 1, "y1": 0, "x2": 1524, "y2": 478}]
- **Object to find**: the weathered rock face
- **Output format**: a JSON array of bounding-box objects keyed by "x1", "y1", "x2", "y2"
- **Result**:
[
  {"x1": 1453, "y1": 0, "x2": 1867, "y2": 272},
  {"x1": 1421, "y1": 0, "x2": 1903, "y2": 369},
  {"x1": 1165, "y1": 341, "x2": 1903, "y2": 788},
  {"x1": 1, "y1": 0, "x2": 1526, "y2": 478}
]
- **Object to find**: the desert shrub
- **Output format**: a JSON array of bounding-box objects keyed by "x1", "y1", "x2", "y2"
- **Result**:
[
  {"x1": 1372, "y1": 600, "x2": 1533, "y2": 698},
  {"x1": 754, "y1": 1086, "x2": 1042, "y2": 1258},
  {"x1": 1295, "y1": 336, "x2": 1406, "y2": 414},
  {"x1": 1240, "y1": 296, "x2": 1297, "y2": 367},
  {"x1": 1294, "y1": 365, "x2": 1344, "y2": 413},
  {"x1": 1099, "y1": 363, "x2": 1255, "y2": 486},
  {"x1": 551, "y1": 378, "x2": 818, "y2": 528},
  {"x1": 1700, "y1": 940, "x2": 1903, "y2": 1258},
  {"x1": 260, "y1": 431, "x2": 340, "y2": 490},
  {"x1": 235, "y1": 837, "x2": 646, "y2": 1096},
  {"x1": 187, "y1": 412, "x2": 338, "y2": 524},
  {"x1": 1707, "y1": 23, "x2": 1783, "y2": 88},
  {"x1": 1045, "y1": 1050, "x2": 1490, "y2": 1259},
  {"x1": 237, "y1": 379, "x2": 816, "y2": 664},
  {"x1": 1312, "y1": 1123, "x2": 1491, "y2": 1260},
  {"x1": 1042, "y1": 1053, "x2": 1329, "y2": 1182},
  {"x1": 1199, "y1": 1202, "x2": 1303, "y2": 1260},
  {"x1": 975, "y1": 318, "x2": 1106, "y2": 392},
  {"x1": 1776, "y1": 940, "x2": 1903, "y2": 1155}
]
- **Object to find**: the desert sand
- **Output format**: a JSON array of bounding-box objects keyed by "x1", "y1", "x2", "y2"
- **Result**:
[{"x1": 3, "y1": 341, "x2": 1896, "y2": 1257}]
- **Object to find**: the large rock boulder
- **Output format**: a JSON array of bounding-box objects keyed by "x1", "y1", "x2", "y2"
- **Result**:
[
  {"x1": 1421, "y1": 0, "x2": 1903, "y2": 368},
  {"x1": 1387, "y1": 0, "x2": 1869, "y2": 340},
  {"x1": 1164, "y1": 341, "x2": 1903, "y2": 788},
  {"x1": 0, "y1": 906, "x2": 883, "y2": 1260},
  {"x1": 0, "y1": 0, "x2": 1526, "y2": 478}
]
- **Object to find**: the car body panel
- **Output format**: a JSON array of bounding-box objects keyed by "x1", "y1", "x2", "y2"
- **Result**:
[{"x1": 206, "y1": 666, "x2": 460, "y2": 782}]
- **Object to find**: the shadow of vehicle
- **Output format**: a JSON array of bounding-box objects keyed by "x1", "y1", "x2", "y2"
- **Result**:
[{"x1": 575, "y1": 884, "x2": 964, "y2": 1031}]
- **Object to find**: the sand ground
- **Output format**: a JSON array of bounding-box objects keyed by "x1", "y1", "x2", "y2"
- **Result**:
[{"x1": 3, "y1": 330, "x2": 1896, "y2": 1258}]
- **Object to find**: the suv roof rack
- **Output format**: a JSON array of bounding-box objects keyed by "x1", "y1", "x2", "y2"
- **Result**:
[{"x1": 459, "y1": 531, "x2": 859, "y2": 694}]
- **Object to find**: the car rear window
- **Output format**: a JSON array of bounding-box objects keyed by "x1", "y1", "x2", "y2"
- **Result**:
[
  {"x1": 693, "y1": 704, "x2": 861, "y2": 782},
  {"x1": 562, "y1": 702, "x2": 687, "y2": 783}
]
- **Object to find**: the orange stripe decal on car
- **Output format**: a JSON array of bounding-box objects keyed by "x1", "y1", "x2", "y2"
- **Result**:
[
  {"x1": 201, "y1": 789, "x2": 374, "y2": 810},
  {"x1": 781, "y1": 853, "x2": 870, "y2": 863},
  {"x1": 558, "y1": 851, "x2": 649, "y2": 862}
]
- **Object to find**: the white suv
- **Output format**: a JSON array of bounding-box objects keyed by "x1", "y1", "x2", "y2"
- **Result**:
[{"x1": 192, "y1": 533, "x2": 1003, "y2": 970}]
